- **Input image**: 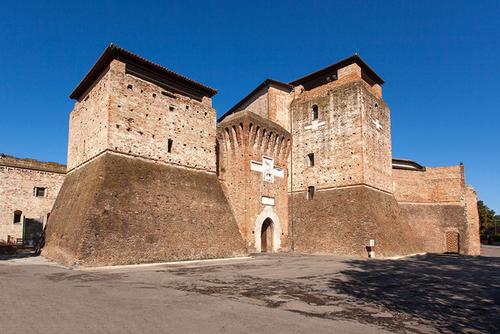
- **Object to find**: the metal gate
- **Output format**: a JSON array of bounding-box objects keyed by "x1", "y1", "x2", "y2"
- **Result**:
[
  {"x1": 23, "y1": 218, "x2": 43, "y2": 246},
  {"x1": 445, "y1": 231, "x2": 459, "y2": 253}
]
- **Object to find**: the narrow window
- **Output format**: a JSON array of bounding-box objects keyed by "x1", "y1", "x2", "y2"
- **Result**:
[
  {"x1": 312, "y1": 105, "x2": 319, "y2": 120},
  {"x1": 307, "y1": 186, "x2": 315, "y2": 200},
  {"x1": 167, "y1": 139, "x2": 173, "y2": 153},
  {"x1": 34, "y1": 187, "x2": 46, "y2": 197},
  {"x1": 307, "y1": 153, "x2": 315, "y2": 167},
  {"x1": 13, "y1": 210, "x2": 22, "y2": 224}
]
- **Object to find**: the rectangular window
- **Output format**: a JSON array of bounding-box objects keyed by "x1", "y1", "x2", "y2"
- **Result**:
[
  {"x1": 167, "y1": 139, "x2": 173, "y2": 153},
  {"x1": 13, "y1": 211, "x2": 22, "y2": 224},
  {"x1": 34, "y1": 187, "x2": 46, "y2": 197},
  {"x1": 307, "y1": 186, "x2": 315, "y2": 200},
  {"x1": 307, "y1": 153, "x2": 315, "y2": 167}
]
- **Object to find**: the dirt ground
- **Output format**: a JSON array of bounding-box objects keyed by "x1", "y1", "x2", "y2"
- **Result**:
[{"x1": 0, "y1": 246, "x2": 498, "y2": 334}]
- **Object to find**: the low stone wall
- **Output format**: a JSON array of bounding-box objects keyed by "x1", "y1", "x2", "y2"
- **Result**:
[
  {"x1": 398, "y1": 203, "x2": 467, "y2": 254},
  {"x1": 392, "y1": 165, "x2": 480, "y2": 255},
  {"x1": 43, "y1": 152, "x2": 247, "y2": 266},
  {"x1": 290, "y1": 185, "x2": 422, "y2": 258},
  {"x1": 393, "y1": 166, "x2": 464, "y2": 203}
]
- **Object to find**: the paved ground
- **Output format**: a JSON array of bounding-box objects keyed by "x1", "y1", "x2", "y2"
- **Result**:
[{"x1": 0, "y1": 246, "x2": 499, "y2": 334}]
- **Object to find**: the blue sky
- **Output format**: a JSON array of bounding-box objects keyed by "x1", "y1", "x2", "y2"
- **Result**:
[{"x1": 0, "y1": 1, "x2": 498, "y2": 211}]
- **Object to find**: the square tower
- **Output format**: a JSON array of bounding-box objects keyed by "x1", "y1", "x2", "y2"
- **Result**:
[
  {"x1": 217, "y1": 110, "x2": 292, "y2": 253},
  {"x1": 44, "y1": 45, "x2": 246, "y2": 266},
  {"x1": 288, "y1": 55, "x2": 420, "y2": 257},
  {"x1": 66, "y1": 44, "x2": 218, "y2": 172}
]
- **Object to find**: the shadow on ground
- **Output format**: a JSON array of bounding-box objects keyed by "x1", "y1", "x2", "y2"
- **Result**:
[
  {"x1": 0, "y1": 251, "x2": 38, "y2": 261},
  {"x1": 329, "y1": 254, "x2": 500, "y2": 333}
]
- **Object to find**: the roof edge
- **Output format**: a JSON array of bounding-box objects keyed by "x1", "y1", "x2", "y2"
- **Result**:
[
  {"x1": 218, "y1": 78, "x2": 293, "y2": 123},
  {"x1": 289, "y1": 53, "x2": 384, "y2": 86},
  {"x1": 0, "y1": 153, "x2": 66, "y2": 174},
  {"x1": 70, "y1": 43, "x2": 218, "y2": 100},
  {"x1": 392, "y1": 158, "x2": 426, "y2": 171}
]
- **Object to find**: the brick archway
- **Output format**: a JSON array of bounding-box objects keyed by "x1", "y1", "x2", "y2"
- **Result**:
[{"x1": 254, "y1": 206, "x2": 281, "y2": 253}]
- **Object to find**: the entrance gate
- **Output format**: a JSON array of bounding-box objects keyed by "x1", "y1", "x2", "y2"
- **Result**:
[
  {"x1": 445, "y1": 231, "x2": 459, "y2": 253},
  {"x1": 260, "y1": 218, "x2": 273, "y2": 252}
]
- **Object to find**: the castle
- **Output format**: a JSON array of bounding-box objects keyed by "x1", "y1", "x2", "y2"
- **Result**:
[{"x1": 1, "y1": 45, "x2": 480, "y2": 266}]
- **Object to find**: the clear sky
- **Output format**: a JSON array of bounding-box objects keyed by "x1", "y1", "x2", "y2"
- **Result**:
[{"x1": 0, "y1": 1, "x2": 498, "y2": 211}]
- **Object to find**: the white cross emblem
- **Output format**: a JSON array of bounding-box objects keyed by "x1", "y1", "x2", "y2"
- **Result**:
[
  {"x1": 372, "y1": 119, "x2": 383, "y2": 131},
  {"x1": 250, "y1": 157, "x2": 284, "y2": 183},
  {"x1": 304, "y1": 120, "x2": 326, "y2": 131}
]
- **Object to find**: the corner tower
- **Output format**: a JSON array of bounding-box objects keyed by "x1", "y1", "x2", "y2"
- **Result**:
[
  {"x1": 43, "y1": 45, "x2": 246, "y2": 266},
  {"x1": 288, "y1": 55, "x2": 421, "y2": 257}
]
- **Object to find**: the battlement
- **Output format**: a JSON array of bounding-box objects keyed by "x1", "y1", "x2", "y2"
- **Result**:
[
  {"x1": 217, "y1": 110, "x2": 291, "y2": 252},
  {"x1": 218, "y1": 110, "x2": 291, "y2": 163},
  {"x1": 0, "y1": 153, "x2": 66, "y2": 174}
]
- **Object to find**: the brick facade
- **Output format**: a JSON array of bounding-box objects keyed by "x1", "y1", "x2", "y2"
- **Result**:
[
  {"x1": 0, "y1": 155, "x2": 65, "y2": 242},
  {"x1": 217, "y1": 111, "x2": 292, "y2": 253},
  {"x1": 393, "y1": 165, "x2": 480, "y2": 255},
  {"x1": 2, "y1": 45, "x2": 478, "y2": 265}
]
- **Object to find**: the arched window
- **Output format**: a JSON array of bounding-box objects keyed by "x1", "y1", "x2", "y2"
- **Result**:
[
  {"x1": 307, "y1": 153, "x2": 315, "y2": 167},
  {"x1": 312, "y1": 105, "x2": 319, "y2": 120},
  {"x1": 13, "y1": 210, "x2": 22, "y2": 224}
]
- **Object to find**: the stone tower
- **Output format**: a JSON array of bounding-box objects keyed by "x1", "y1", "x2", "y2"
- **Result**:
[
  {"x1": 217, "y1": 110, "x2": 292, "y2": 253},
  {"x1": 287, "y1": 55, "x2": 420, "y2": 257},
  {"x1": 43, "y1": 45, "x2": 246, "y2": 266}
]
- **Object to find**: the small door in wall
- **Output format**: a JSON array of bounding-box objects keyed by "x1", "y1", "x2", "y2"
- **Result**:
[{"x1": 445, "y1": 231, "x2": 459, "y2": 254}]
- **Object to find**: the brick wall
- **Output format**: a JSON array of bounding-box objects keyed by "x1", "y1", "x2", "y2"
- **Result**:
[
  {"x1": 0, "y1": 156, "x2": 65, "y2": 241},
  {"x1": 290, "y1": 185, "x2": 422, "y2": 257},
  {"x1": 289, "y1": 79, "x2": 391, "y2": 193},
  {"x1": 68, "y1": 59, "x2": 216, "y2": 173},
  {"x1": 67, "y1": 67, "x2": 111, "y2": 170},
  {"x1": 290, "y1": 83, "x2": 364, "y2": 191},
  {"x1": 268, "y1": 86, "x2": 293, "y2": 130},
  {"x1": 393, "y1": 165, "x2": 480, "y2": 255},
  {"x1": 218, "y1": 111, "x2": 291, "y2": 252},
  {"x1": 107, "y1": 61, "x2": 216, "y2": 172},
  {"x1": 393, "y1": 166, "x2": 464, "y2": 203},
  {"x1": 361, "y1": 84, "x2": 393, "y2": 193}
]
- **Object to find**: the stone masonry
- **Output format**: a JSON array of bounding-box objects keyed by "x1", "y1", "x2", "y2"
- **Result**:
[
  {"x1": 393, "y1": 164, "x2": 481, "y2": 255},
  {"x1": 43, "y1": 45, "x2": 246, "y2": 266},
  {"x1": 0, "y1": 154, "x2": 65, "y2": 242},
  {"x1": 218, "y1": 110, "x2": 292, "y2": 253},
  {"x1": 220, "y1": 53, "x2": 479, "y2": 257},
  {"x1": 0, "y1": 45, "x2": 479, "y2": 265}
]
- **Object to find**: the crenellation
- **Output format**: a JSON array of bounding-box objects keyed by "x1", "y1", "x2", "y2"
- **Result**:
[
  {"x1": 218, "y1": 110, "x2": 291, "y2": 252},
  {"x1": 2, "y1": 45, "x2": 477, "y2": 265}
]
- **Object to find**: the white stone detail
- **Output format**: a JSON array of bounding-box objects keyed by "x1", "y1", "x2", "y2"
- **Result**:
[
  {"x1": 304, "y1": 120, "x2": 326, "y2": 131},
  {"x1": 261, "y1": 196, "x2": 275, "y2": 206},
  {"x1": 372, "y1": 119, "x2": 383, "y2": 131},
  {"x1": 254, "y1": 206, "x2": 282, "y2": 253},
  {"x1": 250, "y1": 157, "x2": 284, "y2": 183}
]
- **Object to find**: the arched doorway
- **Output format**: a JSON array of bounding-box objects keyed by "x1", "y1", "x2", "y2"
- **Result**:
[
  {"x1": 445, "y1": 231, "x2": 460, "y2": 254},
  {"x1": 254, "y1": 206, "x2": 282, "y2": 253},
  {"x1": 260, "y1": 218, "x2": 274, "y2": 252}
]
